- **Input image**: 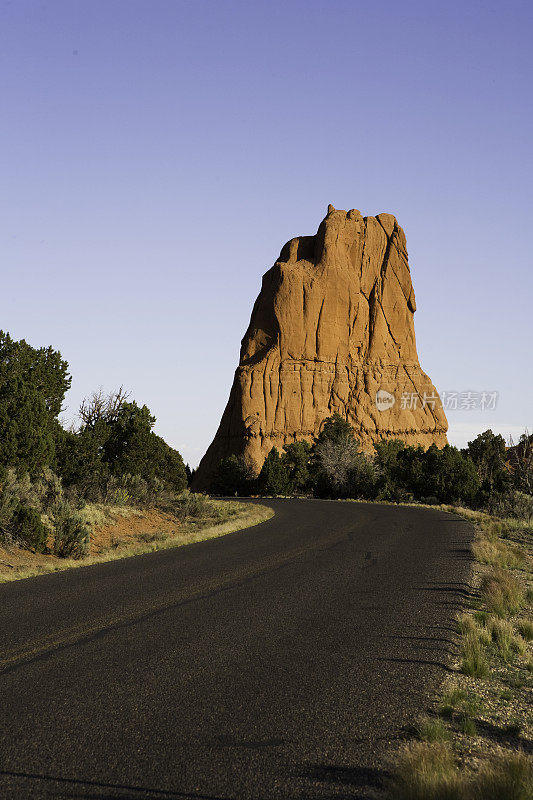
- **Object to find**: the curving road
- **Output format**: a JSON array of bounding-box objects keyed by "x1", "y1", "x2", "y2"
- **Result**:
[{"x1": 0, "y1": 500, "x2": 473, "y2": 799}]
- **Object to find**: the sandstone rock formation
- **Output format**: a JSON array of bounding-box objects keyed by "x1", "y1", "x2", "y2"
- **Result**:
[{"x1": 193, "y1": 205, "x2": 447, "y2": 489}]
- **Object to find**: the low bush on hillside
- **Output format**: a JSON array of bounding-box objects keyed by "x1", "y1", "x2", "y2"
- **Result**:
[
  {"x1": 51, "y1": 501, "x2": 90, "y2": 558},
  {"x1": 0, "y1": 461, "x2": 233, "y2": 561},
  {"x1": 0, "y1": 467, "x2": 88, "y2": 557},
  {"x1": 12, "y1": 505, "x2": 49, "y2": 553},
  {"x1": 0, "y1": 468, "x2": 53, "y2": 552}
]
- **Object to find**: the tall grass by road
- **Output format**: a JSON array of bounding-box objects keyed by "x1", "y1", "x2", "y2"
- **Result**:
[{"x1": 387, "y1": 506, "x2": 532, "y2": 800}]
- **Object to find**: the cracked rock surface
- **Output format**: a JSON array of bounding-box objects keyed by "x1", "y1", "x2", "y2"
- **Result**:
[{"x1": 193, "y1": 205, "x2": 447, "y2": 489}]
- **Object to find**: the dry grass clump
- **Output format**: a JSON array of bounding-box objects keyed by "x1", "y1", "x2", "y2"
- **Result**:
[
  {"x1": 389, "y1": 741, "x2": 462, "y2": 800},
  {"x1": 470, "y1": 750, "x2": 533, "y2": 800},
  {"x1": 389, "y1": 744, "x2": 532, "y2": 800},
  {"x1": 472, "y1": 537, "x2": 527, "y2": 570},
  {"x1": 460, "y1": 631, "x2": 489, "y2": 678},
  {"x1": 480, "y1": 569, "x2": 525, "y2": 618},
  {"x1": 487, "y1": 617, "x2": 527, "y2": 661},
  {"x1": 415, "y1": 716, "x2": 450, "y2": 742},
  {"x1": 456, "y1": 613, "x2": 491, "y2": 678},
  {"x1": 456, "y1": 612, "x2": 477, "y2": 636},
  {"x1": 516, "y1": 619, "x2": 533, "y2": 641},
  {"x1": 438, "y1": 688, "x2": 469, "y2": 718},
  {"x1": 457, "y1": 613, "x2": 491, "y2": 644}
]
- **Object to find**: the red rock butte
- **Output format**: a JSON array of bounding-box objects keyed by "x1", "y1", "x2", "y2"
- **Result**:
[{"x1": 193, "y1": 205, "x2": 447, "y2": 490}]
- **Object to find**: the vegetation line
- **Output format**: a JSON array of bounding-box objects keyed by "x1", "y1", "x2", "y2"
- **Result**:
[{"x1": 0, "y1": 501, "x2": 273, "y2": 584}]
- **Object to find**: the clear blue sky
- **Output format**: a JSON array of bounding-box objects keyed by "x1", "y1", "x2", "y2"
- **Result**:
[{"x1": 2, "y1": 0, "x2": 532, "y2": 467}]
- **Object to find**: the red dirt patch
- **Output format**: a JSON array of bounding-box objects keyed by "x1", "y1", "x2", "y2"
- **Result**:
[
  {"x1": 0, "y1": 507, "x2": 181, "y2": 580},
  {"x1": 90, "y1": 508, "x2": 180, "y2": 554}
]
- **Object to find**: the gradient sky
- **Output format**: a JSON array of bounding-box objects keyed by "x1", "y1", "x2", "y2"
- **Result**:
[{"x1": 2, "y1": 0, "x2": 532, "y2": 467}]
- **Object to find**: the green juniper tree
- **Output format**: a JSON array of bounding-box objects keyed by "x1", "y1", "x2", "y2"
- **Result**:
[
  {"x1": 58, "y1": 391, "x2": 187, "y2": 494},
  {"x1": 256, "y1": 447, "x2": 291, "y2": 496},
  {"x1": 466, "y1": 430, "x2": 511, "y2": 507},
  {"x1": 282, "y1": 440, "x2": 312, "y2": 494},
  {"x1": 211, "y1": 454, "x2": 254, "y2": 495},
  {"x1": 0, "y1": 331, "x2": 71, "y2": 475}
]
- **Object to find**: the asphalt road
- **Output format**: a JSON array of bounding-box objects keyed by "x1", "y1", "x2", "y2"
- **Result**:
[{"x1": 0, "y1": 500, "x2": 473, "y2": 800}]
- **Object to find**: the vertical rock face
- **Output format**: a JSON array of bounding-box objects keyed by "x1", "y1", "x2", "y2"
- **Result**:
[{"x1": 193, "y1": 205, "x2": 447, "y2": 489}]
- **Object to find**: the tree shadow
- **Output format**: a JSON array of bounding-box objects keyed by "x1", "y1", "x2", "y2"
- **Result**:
[
  {"x1": 296, "y1": 762, "x2": 389, "y2": 791},
  {"x1": 474, "y1": 719, "x2": 533, "y2": 754},
  {"x1": 375, "y1": 656, "x2": 455, "y2": 673},
  {"x1": 0, "y1": 769, "x2": 231, "y2": 800}
]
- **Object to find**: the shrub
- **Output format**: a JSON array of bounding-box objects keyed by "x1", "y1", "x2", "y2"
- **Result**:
[
  {"x1": 0, "y1": 468, "x2": 55, "y2": 551},
  {"x1": 481, "y1": 569, "x2": 525, "y2": 617},
  {"x1": 312, "y1": 437, "x2": 363, "y2": 497},
  {"x1": 58, "y1": 391, "x2": 188, "y2": 496},
  {"x1": 493, "y1": 491, "x2": 533, "y2": 523},
  {"x1": 51, "y1": 501, "x2": 90, "y2": 558},
  {"x1": 110, "y1": 487, "x2": 131, "y2": 506},
  {"x1": 511, "y1": 492, "x2": 533, "y2": 522},
  {"x1": 0, "y1": 469, "x2": 42, "y2": 529},
  {"x1": 346, "y1": 452, "x2": 377, "y2": 499},
  {"x1": 0, "y1": 473, "x2": 22, "y2": 546},
  {"x1": 466, "y1": 430, "x2": 512, "y2": 507},
  {"x1": 374, "y1": 440, "x2": 481, "y2": 504},
  {"x1": 12, "y1": 505, "x2": 48, "y2": 553},
  {"x1": 310, "y1": 415, "x2": 376, "y2": 498},
  {"x1": 34, "y1": 467, "x2": 63, "y2": 507},
  {"x1": 101, "y1": 474, "x2": 177, "y2": 509},
  {"x1": 172, "y1": 491, "x2": 212, "y2": 520},
  {"x1": 96, "y1": 400, "x2": 187, "y2": 492}
]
